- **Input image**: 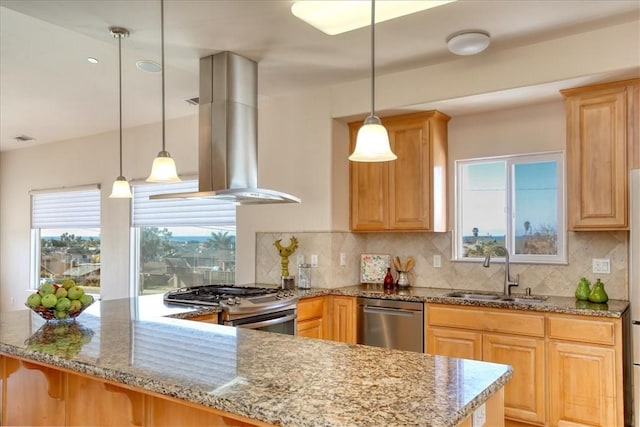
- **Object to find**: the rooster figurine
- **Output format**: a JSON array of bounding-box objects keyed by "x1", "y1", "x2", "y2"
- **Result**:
[{"x1": 274, "y1": 236, "x2": 299, "y2": 277}]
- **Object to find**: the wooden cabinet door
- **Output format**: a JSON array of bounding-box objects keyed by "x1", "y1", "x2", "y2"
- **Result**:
[
  {"x1": 330, "y1": 296, "x2": 357, "y2": 344},
  {"x1": 426, "y1": 327, "x2": 482, "y2": 360},
  {"x1": 348, "y1": 111, "x2": 449, "y2": 232},
  {"x1": 564, "y1": 85, "x2": 628, "y2": 229},
  {"x1": 548, "y1": 341, "x2": 619, "y2": 427},
  {"x1": 349, "y1": 122, "x2": 388, "y2": 231},
  {"x1": 297, "y1": 318, "x2": 325, "y2": 339},
  {"x1": 629, "y1": 82, "x2": 640, "y2": 170},
  {"x1": 297, "y1": 296, "x2": 327, "y2": 339},
  {"x1": 387, "y1": 119, "x2": 431, "y2": 230},
  {"x1": 483, "y1": 334, "x2": 546, "y2": 425}
]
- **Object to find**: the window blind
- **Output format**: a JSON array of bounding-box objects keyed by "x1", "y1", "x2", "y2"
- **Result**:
[
  {"x1": 132, "y1": 180, "x2": 236, "y2": 227},
  {"x1": 31, "y1": 187, "x2": 101, "y2": 229}
]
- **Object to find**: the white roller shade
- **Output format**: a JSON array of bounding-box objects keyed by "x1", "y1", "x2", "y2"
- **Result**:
[
  {"x1": 132, "y1": 180, "x2": 236, "y2": 227},
  {"x1": 31, "y1": 187, "x2": 101, "y2": 229}
]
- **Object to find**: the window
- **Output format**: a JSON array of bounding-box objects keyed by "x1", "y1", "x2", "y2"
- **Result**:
[
  {"x1": 30, "y1": 186, "x2": 101, "y2": 292},
  {"x1": 455, "y1": 151, "x2": 565, "y2": 264},
  {"x1": 131, "y1": 180, "x2": 236, "y2": 295}
]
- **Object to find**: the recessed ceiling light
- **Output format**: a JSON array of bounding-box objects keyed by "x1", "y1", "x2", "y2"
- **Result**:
[
  {"x1": 136, "y1": 60, "x2": 162, "y2": 73},
  {"x1": 291, "y1": 0, "x2": 456, "y2": 35},
  {"x1": 447, "y1": 30, "x2": 491, "y2": 55},
  {"x1": 87, "y1": 57, "x2": 99, "y2": 64}
]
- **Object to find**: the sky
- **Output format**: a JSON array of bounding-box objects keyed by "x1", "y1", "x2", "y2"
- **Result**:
[{"x1": 461, "y1": 159, "x2": 558, "y2": 237}]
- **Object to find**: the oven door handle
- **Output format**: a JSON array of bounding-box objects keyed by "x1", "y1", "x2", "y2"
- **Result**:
[{"x1": 233, "y1": 313, "x2": 297, "y2": 329}]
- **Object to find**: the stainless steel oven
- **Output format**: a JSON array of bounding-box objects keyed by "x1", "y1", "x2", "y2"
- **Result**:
[
  {"x1": 223, "y1": 307, "x2": 296, "y2": 335},
  {"x1": 164, "y1": 285, "x2": 298, "y2": 336}
]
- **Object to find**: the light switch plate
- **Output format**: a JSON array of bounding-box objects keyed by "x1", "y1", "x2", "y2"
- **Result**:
[
  {"x1": 311, "y1": 254, "x2": 319, "y2": 267},
  {"x1": 472, "y1": 403, "x2": 486, "y2": 427},
  {"x1": 592, "y1": 258, "x2": 611, "y2": 274}
]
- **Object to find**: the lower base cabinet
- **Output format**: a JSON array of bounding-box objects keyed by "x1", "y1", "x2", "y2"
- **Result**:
[
  {"x1": 426, "y1": 304, "x2": 625, "y2": 427},
  {"x1": 329, "y1": 295, "x2": 357, "y2": 344},
  {"x1": 547, "y1": 312, "x2": 623, "y2": 427},
  {"x1": 1, "y1": 355, "x2": 272, "y2": 427},
  {"x1": 426, "y1": 307, "x2": 545, "y2": 426},
  {"x1": 296, "y1": 295, "x2": 357, "y2": 343},
  {"x1": 296, "y1": 296, "x2": 327, "y2": 339}
]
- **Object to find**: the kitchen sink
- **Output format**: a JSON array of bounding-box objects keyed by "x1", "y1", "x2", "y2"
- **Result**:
[
  {"x1": 445, "y1": 291, "x2": 547, "y2": 304},
  {"x1": 445, "y1": 292, "x2": 502, "y2": 301}
]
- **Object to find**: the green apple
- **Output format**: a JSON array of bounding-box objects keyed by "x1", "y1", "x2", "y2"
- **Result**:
[
  {"x1": 69, "y1": 299, "x2": 82, "y2": 313},
  {"x1": 39, "y1": 283, "x2": 56, "y2": 295},
  {"x1": 26, "y1": 293, "x2": 42, "y2": 308},
  {"x1": 79, "y1": 294, "x2": 94, "y2": 307},
  {"x1": 67, "y1": 286, "x2": 84, "y2": 300},
  {"x1": 41, "y1": 293, "x2": 58, "y2": 308},
  {"x1": 55, "y1": 310, "x2": 69, "y2": 320},
  {"x1": 55, "y1": 297, "x2": 71, "y2": 312},
  {"x1": 61, "y1": 279, "x2": 76, "y2": 290},
  {"x1": 55, "y1": 287, "x2": 68, "y2": 298}
]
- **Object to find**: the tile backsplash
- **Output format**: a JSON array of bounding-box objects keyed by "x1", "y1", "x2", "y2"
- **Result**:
[{"x1": 255, "y1": 231, "x2": 628, "y2": 300}]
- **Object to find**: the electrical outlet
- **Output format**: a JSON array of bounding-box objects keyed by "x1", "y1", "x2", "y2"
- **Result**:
[
  {"x1": 340, "y1": 252, "x2": 346, "y2": 266},
  {"x1": 311, "y1": 254, "x2": 319, "y2": 267},
  {"x1": 592, "y1": 258, "x2": 611, "y2": 274},
  {"x1": 433, "y1": 254, "x2": 441, "y2": 268},
  {"x1": 472, "y1": 403, "x2": 486, "y2": 427}
]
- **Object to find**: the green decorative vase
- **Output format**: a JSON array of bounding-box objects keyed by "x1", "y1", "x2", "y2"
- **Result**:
[
  {"x1": 574, "y1": 277, "x2": 591, "y2": 301},
  {"x1": 588, "y1": 279, "x2": 609, "y2": 303}
]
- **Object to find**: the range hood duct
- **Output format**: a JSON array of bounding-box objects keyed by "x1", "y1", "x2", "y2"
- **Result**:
[{"x1": 151, "y1": 51, "x2": 300, "y2": 204}]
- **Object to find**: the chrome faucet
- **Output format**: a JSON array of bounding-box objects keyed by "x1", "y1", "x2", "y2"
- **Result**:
[{"x1": 483, "y1": 245, "x2": 520, "y2": 296}]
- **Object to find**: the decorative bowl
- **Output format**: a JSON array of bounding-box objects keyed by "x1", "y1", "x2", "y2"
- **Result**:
[{"x1": 25, "y1": 300, "x2": 92, "y2": 321}]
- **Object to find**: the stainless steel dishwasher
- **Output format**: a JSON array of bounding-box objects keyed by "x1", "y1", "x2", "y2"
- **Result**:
[{"x1": 356, "y1": 297, "x2": 424, "y2": 353}]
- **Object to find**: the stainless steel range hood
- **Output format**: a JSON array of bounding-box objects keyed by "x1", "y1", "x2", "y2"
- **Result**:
[{"x1": 151, "y1": 52, "x2": 300, "y2": 204}]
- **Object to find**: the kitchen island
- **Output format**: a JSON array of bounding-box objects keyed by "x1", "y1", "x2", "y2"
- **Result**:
[{"x1": 1, "y1": 296, "x2": 512, "y2": 427}]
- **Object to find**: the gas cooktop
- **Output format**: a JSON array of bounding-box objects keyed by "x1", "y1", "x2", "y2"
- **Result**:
[{"x1": 163, "y1": 284, "x2": 297, "y2": 312}]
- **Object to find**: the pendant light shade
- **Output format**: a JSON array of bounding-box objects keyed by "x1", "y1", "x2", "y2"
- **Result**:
[
  {"x1": 349, "y1": 0, "x2": 396, "y2": 163},
  {"x1": 110, "y1": 176, "x2": 133, "y2": 198},
  {"x1": 108, "y1": 26, "x2": 132, "y2": 199},
  {"x1": 146, "y1": 0, "x2": 181, "y2": 183},
  {"x1": 147, "y1": 151, "x2": 180, "y2": 182}
]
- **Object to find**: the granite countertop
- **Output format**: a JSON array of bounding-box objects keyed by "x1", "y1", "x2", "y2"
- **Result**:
[
  {"x1": 296, "y1": 285, "x2": 629, "y2": 318},
  {"x1": 0, "y1": 298, "x2": 512, "y2": 427}
]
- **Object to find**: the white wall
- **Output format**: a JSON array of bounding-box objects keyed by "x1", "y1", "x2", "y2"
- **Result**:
[{"x1": 1, "y1": 18, "x2": 638, "y2": 311}]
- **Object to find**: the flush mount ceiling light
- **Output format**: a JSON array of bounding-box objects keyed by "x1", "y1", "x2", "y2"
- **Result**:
[
  {"x1": 291, "y1": 0, "x2": 456, "y2": 35},
  {"x1": 447, "y1": 30, "x2": 491, "y2": 55},
  {"x1": 136, "y1": 59, "x2": 161, "y2": 73},
  {"x1": 349, "y1": 0, "x2": 396, "y2": 163},
  {"x1": 87, "y1": 57, "x2": 99, "y2": 64},
  {"x1": 108, "y1": 27, "x2": 132, "y2": 199},
  {"x1": 146, "y1": 0, "x2": 181, "y2": 183}
]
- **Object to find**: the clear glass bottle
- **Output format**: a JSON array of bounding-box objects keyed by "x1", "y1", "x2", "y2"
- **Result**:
[{"x1": 298, "y1": 264, "x2": 311, "y2": 289}]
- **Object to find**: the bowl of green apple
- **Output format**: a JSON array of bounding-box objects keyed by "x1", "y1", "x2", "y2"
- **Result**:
[{"x1": 25, "y1": 279, "x2": 94, "y2": 321}]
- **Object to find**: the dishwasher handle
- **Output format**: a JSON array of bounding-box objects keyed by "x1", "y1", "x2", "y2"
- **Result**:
[{"x1": 363, "y1": 305, "x2": 416, "y2": 317}]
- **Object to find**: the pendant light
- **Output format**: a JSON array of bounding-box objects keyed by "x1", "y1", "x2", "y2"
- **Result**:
[
  {"x1": 109, "y1": 27, "x2": 132, "y2": 199},
  {"x1": 146, "y1": 0, "x2": 181, "y2": 183},
  {"x1": 348, "y1": 0, "x2": 396, "y2": 162}
]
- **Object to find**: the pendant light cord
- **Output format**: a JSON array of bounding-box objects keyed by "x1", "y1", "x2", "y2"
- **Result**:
[
  {"x1": 161, "y1": 0, "x2": 166, "y2": 152},
  {"x1": 118, "y1": 33, "x2": 124, "y2": 177},
  {"x1": 370, "y1": 0, "x2": 376, "y2": 118}
]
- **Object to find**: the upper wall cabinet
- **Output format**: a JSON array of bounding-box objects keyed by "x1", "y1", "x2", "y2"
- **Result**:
[
  {"x1": 348, "y1": 111, "x2": 450, "y2": 232},
  {"x1": 561, "y1": 79, "x2": 640, "y2": 230}
]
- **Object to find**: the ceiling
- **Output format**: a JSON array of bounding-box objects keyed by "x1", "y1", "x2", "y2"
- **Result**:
[{"x1": 1, "y1": 0, "x2": 639, "y2": 151}]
